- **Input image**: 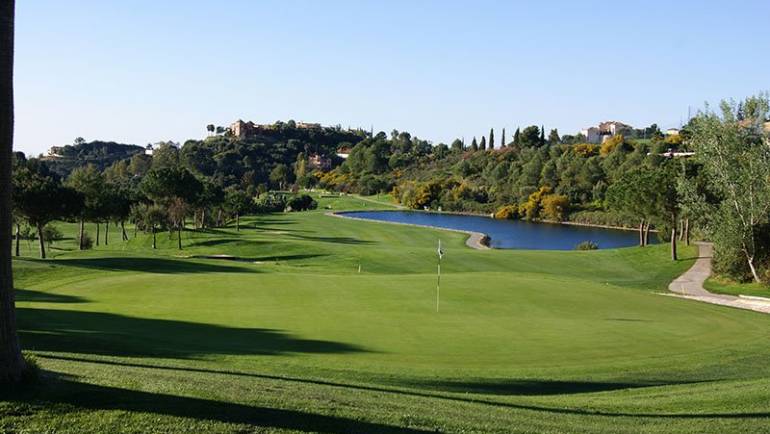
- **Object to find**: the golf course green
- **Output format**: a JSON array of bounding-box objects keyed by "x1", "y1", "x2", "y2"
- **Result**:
[{"x1": 4, "y1": 194, "x2": 770, "y2": 433}]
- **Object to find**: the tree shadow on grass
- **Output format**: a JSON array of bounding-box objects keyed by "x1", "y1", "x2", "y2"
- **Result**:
[
  {"x1": 193, "y1": 253, "x2": 328, "y2": 263},
  {"x1": 15, "y1": 289, "x2": 88, "y2": 304},
  {"x1": 287, "y1": 234, "x2": 372, "y2": 245},
  {"x1": 1, "y1": 375, "x2": 429, "y2": 434},
  {"x1": 51, "y1": 257, "x2": 255, "y2": 274},
  {"x1": 17, "y1": 308, "x2": 365, "y2": 359},
  {"x1": 26, "y1": 355, "x2": 770, "y2": 421},
  {"x1": 187, "y1": 238, "x2": 272, "y2": 248},
  {"x1": 402, "y1": 378, "x2": 697, "y2": 396}
]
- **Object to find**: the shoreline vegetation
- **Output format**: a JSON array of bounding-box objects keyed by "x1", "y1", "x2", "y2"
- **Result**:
[{"x1": 347, "y1": 197, "x2": 658, "y2": 233}]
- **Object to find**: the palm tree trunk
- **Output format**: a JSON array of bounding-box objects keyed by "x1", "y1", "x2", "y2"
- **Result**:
[
  {"x1": 121, "y1": 221, "x2": 127, "y2": 241},
  {"x1": 201, "y1": 208, "x2": 206, "y2": 229},
  {"x1": 36, "y1": 223, "x2": 45, "y2": 259},
  {"x1": 638, "y1": 219, "x2": 644, "y2": 247},
  {"x1": 151, "y1": 226, "x2": 157, "y2": 249},
  {"x1": 684, "y1": 218, "x2": 690, "y2": 246},
  {"x1": 95, "y1": 223, "x2": 100, "y2": 246},
  {"x1": 14, "y1": 223, "x2": 19, "y2": 257},
  {"x1": 177, "y1": 227, "x2": 182, "y2": 250},
  {"x1": 78, "y1": 218, "x2": 84, "y2": 250},
  {"x1": 104, "y1": 221, "x2": 108, "y2": 246},
  {"x1": 0, "y1": 0, "x2": 25, "y2": 383}
]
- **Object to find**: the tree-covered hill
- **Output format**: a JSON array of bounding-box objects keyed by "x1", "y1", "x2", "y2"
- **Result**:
[{"x1": 42, "y1": 139, "x2": 145, "y2": 177}]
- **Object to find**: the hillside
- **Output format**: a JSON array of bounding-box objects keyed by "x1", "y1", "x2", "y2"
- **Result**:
[{"x1": 42, "y1": 141, "x2": 145, "y2": 177}]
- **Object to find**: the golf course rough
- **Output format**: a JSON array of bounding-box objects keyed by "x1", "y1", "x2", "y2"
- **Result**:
[{"x1": 4, "y1": 194, "x2": 770, "y2": 433}]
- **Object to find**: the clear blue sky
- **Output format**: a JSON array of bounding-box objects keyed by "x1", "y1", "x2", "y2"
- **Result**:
[{"x1": 14, "y1": 0, "x2": 770, "y2": 155}]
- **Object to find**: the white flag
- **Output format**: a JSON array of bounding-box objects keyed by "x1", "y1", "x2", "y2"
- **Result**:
[{"x1": 437, "y1": 239, "x2": 444, "y2": 260}]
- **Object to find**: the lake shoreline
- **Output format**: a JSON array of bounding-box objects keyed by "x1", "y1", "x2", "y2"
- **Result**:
[
  {"x1": 331, "y1": 209, "x2": 647, "y2": 250},
  {"x1": 344, "y1": 205, "x2": 653, "y2": 233},
  {"x1": 326, "y1": 211, "x2": 492, "y2": 250}
]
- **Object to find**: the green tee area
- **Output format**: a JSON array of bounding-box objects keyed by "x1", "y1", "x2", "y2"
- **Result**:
[{"x1": 4, "y1": 195, "x2": 770, "y2": 433}]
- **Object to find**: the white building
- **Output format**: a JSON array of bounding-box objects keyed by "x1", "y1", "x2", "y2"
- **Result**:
[{"x1": 579, "y1": 127, "x2": 602, "y2": 144}]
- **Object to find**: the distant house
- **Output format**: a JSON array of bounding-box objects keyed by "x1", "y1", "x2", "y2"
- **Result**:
[
  {"x1": 579, "y1": 127, "x2": 602, "y2": 144},
  {"x1": 144, "y1": 144, "x2": 154, "y2": 155},
  {"x1": 336, "y1": 146, "x2": 352, "y2": 160},
  {"x1": 297, "y1": 122, "x2": 322, "y2": 130},
  {"x1": 307, "y1": 154, "x2": 332, "y2": 171},
  {"x1": 665, "y1": 128, "x2": 680, "y2": 136},
  {"x1": 229, "y1": 119, "x2": 325, "y2": 140},
  {"x1": 580, "y1": 121, "x2": 633, "y2": 144},
  {"x1": 45, "y1": 146, "x2": 64, "y2": 159}
]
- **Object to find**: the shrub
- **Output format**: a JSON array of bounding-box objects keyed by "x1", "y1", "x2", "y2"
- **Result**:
[
  {"x1": 494, "y1": 205, "x2": 518, "y2": 220},
  {"x1": 541, "y1": 194, "x2": 570, "y2": 221},
  {"x1": 575, "y1": 241, "x2": 599, "y2": 250},
  {"x1": 286, "y1": 194, "x2": 318, "y2": 212},
  {"x1": 573, "y1": 143, "x2": 598, "y2": 157},
  {"x1": 42, "y1": 225, "x2": 63, "y2": 247},
  {"x1": 253, "y1": 194, "x2": 287, "y2": 213},
  {"x1": 81, "y1": 233, "x2": 94, "y2": 250}
]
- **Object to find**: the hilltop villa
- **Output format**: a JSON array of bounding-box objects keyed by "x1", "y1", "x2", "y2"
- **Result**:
[{"x1": 580, "y1": 121, "x2": 633, "y2": 144}]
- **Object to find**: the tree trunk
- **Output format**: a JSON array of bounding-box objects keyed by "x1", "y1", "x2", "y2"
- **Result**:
[
  {"x1": 177, "y1": 227, "x2": 182, "y2": 250},
  {"x1": 121, "y1": 221, "x2": 128, "y2": 241},
  {"x1": 78, "y1": 218, "x2": 84, "y2": 250},
  {"x1": 14, "y1": 223, "x2": 19, "y2": 257},
  {"x1": 670, "y1": 227, "x2": 677, "y2": 261},
  {"x1": 104, "y1": 222, "x2": 108, "y2": 246},
  {"x1": 236, "y1": 213, "x2": 240, "y2": 231},
  {"x1": 643, "y1": 222, "x2": 650, "y2": 246},
  {"x1": 638, "y1": 219, "x2": 644, "y2": 247},
  {"x1": 151, "y1": 226, "x2": 157, "y2": 249},
  {"x1": 96, "y1": 223, "x2": 100, "y2": 246},
  {"x1": 0, "y1": 0, "x2": 25, "y2": 383},
  {"x1": 684, "y1": 218, "x2": 690, "y2": 246},
  {"x1": 201, "y1": 208, "x2": 206, "y2": 229},
  {"x1": 36, "y1": 223, "x2": 45, "y2": 259},
  {"x1": 747, "y1": 255, "x2": 761, "y2": 283}
]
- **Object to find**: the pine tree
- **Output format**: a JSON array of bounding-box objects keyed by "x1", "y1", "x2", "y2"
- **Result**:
[
  {"x1": 488, "y1": 129, "x2": 494, "y2": 150},
  {"x1": 513, "y1": 128, "x2": 521, "y2": 146},
  {"x1": 479, "y1": 136, "x2": 486, "y2": 150},
  {"x1": 471, "y1": 137, "x2": 478, "y2": 151},
  {"x1": 548, "y1": 128, "x2": 560, "y2": 145}
]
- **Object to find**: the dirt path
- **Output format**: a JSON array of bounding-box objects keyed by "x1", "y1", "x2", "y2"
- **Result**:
[{"x1": 666, "y1": 242, "x2": 770, "y2": 314}]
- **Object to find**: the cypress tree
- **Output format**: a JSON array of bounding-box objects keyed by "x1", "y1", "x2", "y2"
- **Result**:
[
  {"x1": 513, "y1": 128, "x2": 520, "y2": 146},
  {"x1": 488, "y1": 129, "x2": 494, "y2": 150},
  {"x1": 501, "y1": 128, "x2": 506, "y2": 148},
  {"x1": 539, "y1": 125, "x2": 545, "y2": 147},
  {"x1": 471, "y1": 137, "x2": 478, "y2": 151},
  {"x1": 479, "y1": 136, "x2": 486, "y2": 150}
]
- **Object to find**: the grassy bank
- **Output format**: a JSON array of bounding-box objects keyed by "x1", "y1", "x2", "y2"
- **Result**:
[{"x1": 3, "y1": 194, "x2": 770, "y2": 433}]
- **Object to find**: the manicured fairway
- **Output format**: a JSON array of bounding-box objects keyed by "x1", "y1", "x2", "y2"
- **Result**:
[{"x1": 3, "y1": 195, "x2": 770, "y2": 433}]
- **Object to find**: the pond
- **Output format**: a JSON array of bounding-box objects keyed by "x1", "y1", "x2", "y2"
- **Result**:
[{"x1": 340, "y1": 211, "x2": 648, "y2": 250}]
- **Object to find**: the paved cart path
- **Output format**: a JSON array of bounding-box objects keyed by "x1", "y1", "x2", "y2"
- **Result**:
[{"x1": 666, "y1": 242, "x2": 770, "y2": 314}]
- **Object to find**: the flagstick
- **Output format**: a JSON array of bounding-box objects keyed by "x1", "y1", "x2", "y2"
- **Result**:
[
  {"x1": 436, "y1": 239, "x2": 442, "y2": 313},
  {"x1": 436, "y1": 260, "x2": 441, "y2": 312}
]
